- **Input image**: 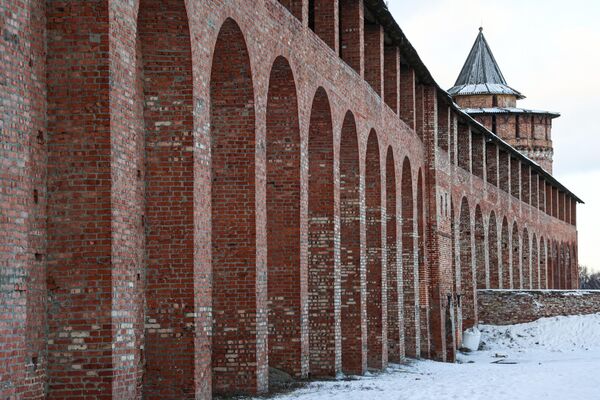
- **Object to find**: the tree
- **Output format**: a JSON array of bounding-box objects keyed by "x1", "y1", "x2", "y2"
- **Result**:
[{"x1": 579, "y1": 265, "x2": 600, "y2": 290}]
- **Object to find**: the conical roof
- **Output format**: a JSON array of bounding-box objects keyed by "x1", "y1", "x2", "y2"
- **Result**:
[{"x1": 448, "y1": 28, "x2": 524, "y2": 99}]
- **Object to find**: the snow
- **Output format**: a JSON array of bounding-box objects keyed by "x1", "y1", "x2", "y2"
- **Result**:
[{"x1": 252, "y1": 314, "x2": 600, "y2": 400}]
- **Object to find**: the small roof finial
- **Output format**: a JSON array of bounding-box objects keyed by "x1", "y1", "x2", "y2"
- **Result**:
[{"x1": 479, "y1": 26, "x2": 483, "y2": 33}]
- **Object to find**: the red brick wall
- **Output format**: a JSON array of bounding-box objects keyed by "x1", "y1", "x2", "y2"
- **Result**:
[
  {"x1": 478, "y1": 290, "x2": 600, "y2": 325},
  {"x1": 0, "y1": 0, "x2": 46, "y2": 397},
  {"x1": 0, "y1": 0, "x2": 580, "y2": 398}
]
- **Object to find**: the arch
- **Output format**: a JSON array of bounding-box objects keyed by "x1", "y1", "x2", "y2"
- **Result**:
[
  {"x1": 401, "y1": 157, "x2": 417, "y2": 358},
  {"x1": 512, "y1": 222, "x2": 521, "y2": 289},
  {"x1": 138, "y1": 0, "x2": 195, "y2": 396},
  {"x1": 385, "y1": 146, "x2": 400, "y2": 363},
  {"x1": 501, "y1": 217, "x2": 510, "y2": 288},
  {"x1": 547, "y1": 239, "x2": 554, "y2": 289},
  {"x1": 366, "y1": 130, "x2": 384, "y2": 369},
  {"x1": 553, "y1": 241, "x2": 560, "y2": 289},
  {"x1": 417, "y1": 169, "x2": 428, "y2": 358},
  {"x1": 571, "y1": 243, "x2": 578, "y2": 289},
  {"x1": 522, "y1": 228, "x2": 530, "y2": 289},
  {"x1": 211, "y1": 18, "x2": 262, "y2": 394},
  {"x1": 561, "y1": 244, "x2": 568, "y2": 289},
  {"x1": 459, "y1": 197, "x2": 475, "y2": 329},
  {"x1": 540, "y1": 236, "x2": 547, "y2": 289},
  {"x1": 266, "y1": 56, "x2": 302, "y2": 377},
  {"x1": 552, "y1": 240, "x2": 561, "y2": 289},
  {"x1": 565, "y1": 244, "x2": 572, "y2": 289},
  {"x1": 474, "y1": 206, "x2": 486, "y2": 289},
  {"x1": 340, "y1": 111, "x2": 363, "y2": 374},
  {"x1": 307, "y1": 87, "x2": 336, "y2": 377},
  {"x1": 532, "y1": 234, "x2": 539, "y2": 288},
  {"x1": 448, "y1": 198, "x2": 458, "y2": 361},
  {"x1": 488, "y1": 212, "x2": 499, "y2": 288}
]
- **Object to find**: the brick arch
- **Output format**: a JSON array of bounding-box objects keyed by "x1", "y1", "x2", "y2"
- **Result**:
[
  {"x1": 571, "y1": 243, "x2": 579, "y2": 289},
  {"x1": 266, "y1": 55, "x2": 302, "y2": 377},
  {"x1": 532, "y1": 233, "x2": 539, "y2": 288},
  {"x1": 340, "y1": 111, "x2": 363, "y2": 375},
  {"x1": 565, "y1": 244, "x2": 572, "y2": 289},
  {"x1": 572, "y1": 243, "x2": 578, "y2": 289},
  {"x1": 366, "y1": 129, "x2": 384, "y2": 369},
  {"x1": 522, "y1": 228, "x2": 530, "y2": 289},
  {"x1": 137, "y1": 0, "x2": 195, "y2": 396},
  {"x1": 459, "y1": 197, "x2": 475, "y2": 330},
  {"x1": 417, "y1": 168, "x2": 428, "y2": 358},
  {"x1": 210, "y1": 19, "x2": 267, "y2": 393},
  {"x1": 540, "y1": 236, "x2": 547, "y2": 289},
  {"x1": 512, "y1": 222, "x2": 521, "y2": 289},
  {"x1": 488, "y1": 211, "x2": 499, "y2": 288},
  {"x1": 210, "y1": 18, "x2": 262, "y2": 394},
  {"x1": 501, "y1": 217, "x2": 510, "y2": 288},
  {"x1": 401, "y1": 157, "x2": 417, "y2": 358},
  {"x1": 547, "y1": 238, "x2": 554, "y2": 288},
  {"x1": 559, "y1": 242, "x2": 569, "y2": 289},
  {"x1": 307, "y1": 86, "x2": 336, "y2": 377},
  {"x1": 474, "y1": 205, "x2": 486, "y2": 289},
  {"x1": 551, "y1": 241, "x2": 559, "y2": 289},
  {"x1": 448, "y1": 198, "x2": 458, "y2": 360},
  {"x1": 385, "y1": 146, "x2": 401, "y2": 363}
]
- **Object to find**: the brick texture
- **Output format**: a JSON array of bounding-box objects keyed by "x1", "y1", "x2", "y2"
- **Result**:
[
  {"x1": 0, "y1": 0, "x2": 581, "y2": 398},
  {"x1": 478, "y1": 290, "x2": 600, "y2": 325}
]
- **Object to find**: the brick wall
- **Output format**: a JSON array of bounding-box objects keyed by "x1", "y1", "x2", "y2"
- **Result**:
[
  {"x1": 0, "y1": 0, "x2": 581, "y2": 398},
  {"x1": 478, "y1": 290, "x2": 600, "y2": 325}
]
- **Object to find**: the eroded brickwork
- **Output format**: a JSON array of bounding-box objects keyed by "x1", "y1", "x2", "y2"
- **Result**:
[{"x1": 478, "y1": 290, "x2": 600, "y2": 325}]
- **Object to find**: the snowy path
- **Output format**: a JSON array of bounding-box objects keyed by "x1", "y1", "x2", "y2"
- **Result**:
[{"x1": 252, "y1": 314, "x2": 600, "y2": 400}]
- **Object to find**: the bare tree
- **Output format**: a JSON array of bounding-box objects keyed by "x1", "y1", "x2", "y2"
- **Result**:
[{"x1": 580, "y1": 265, "x2": 600, "y2": 290}]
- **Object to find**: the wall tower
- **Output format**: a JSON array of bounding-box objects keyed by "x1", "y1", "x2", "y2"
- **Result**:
[{"x1": 449, "y1": 28, "x2": 558, "y2": 173}]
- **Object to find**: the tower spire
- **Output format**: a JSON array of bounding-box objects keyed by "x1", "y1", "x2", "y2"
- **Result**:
[{"x1": 448, "y1": 28, "x2": 524, "y2": 98}]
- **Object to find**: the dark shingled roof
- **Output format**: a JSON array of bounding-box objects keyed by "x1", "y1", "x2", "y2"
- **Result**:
[{"x1": 448, "y1": 28, "x2": 524, "y2": 99}]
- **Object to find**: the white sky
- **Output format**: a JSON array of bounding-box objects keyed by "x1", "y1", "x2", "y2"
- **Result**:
[{"x1": 388, "y1": 0, "x2": 600, "y2": 272}]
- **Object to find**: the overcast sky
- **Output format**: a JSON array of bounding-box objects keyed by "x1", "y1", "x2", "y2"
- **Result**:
[{"x1": 388, "y1": 0, "x2": 600, "y2": 272}]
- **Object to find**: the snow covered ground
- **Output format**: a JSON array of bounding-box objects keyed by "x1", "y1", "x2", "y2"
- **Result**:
[{"x1": 253, "y1": 314, "x2": 600, "y2": 400}]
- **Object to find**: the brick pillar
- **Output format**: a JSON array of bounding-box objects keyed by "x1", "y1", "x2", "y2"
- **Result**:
[
  {"x1": 0, "y1": 0, "x2": 47, "y2": 397},
  {"x1": 486, "y1": 143, "x2": 498, "y2": 186},
  {"x1": 339, "y1": 0, "x2": 364, "y2": 75},
  {"x1": 457, "y1": 124, "x2": 471, "y2": 172},
  {"x1": 415, "y1": 84, "x2": 424, "y2": 141},
  {"x1": 313, "y1": 0, "x2": 339, "y2": 52},
  {"x1": 384, "y1": 46, "x2": 400, "y2": 113},
  {"x1": 420, "y1": 85, "x2": 453, "y2": 360},
  {"x1": 472, "y1": 133, "x2": 485, "y2": 180},
  {"x1": 400, "y1": 66, "x2": 416, "y2": 130},
  {"x1": 437, "y1": 104, "x2": 449, "y2": 151},
  {"x1": 46, "y1": 1, "x2": 145, "y2": 396},
  {"x1": 364, "y1": 22, "x2": 383, "y2": 96}
]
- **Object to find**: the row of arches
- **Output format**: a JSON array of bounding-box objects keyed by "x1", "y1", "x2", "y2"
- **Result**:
[
  {"x1": 136, "y1": 11, "x2": 428, "y2": 396},
  {"x1": 454, "y1": 198, "x2": 578, "y2": 334}
]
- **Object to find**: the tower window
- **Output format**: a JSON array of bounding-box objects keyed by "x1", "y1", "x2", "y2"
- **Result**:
[
  {"x1": 515, "y1": 115, "x2": 520, "y2": 138},
  {"x1": 492, "y1": 115, "x2": 497, "y2": 133},
  {"x1": 492, "y1": 95, "x2": 498, "y2": 107}
]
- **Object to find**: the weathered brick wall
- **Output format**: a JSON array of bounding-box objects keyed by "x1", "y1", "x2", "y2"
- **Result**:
[
  {"x1": 0, "y1": 0, "x2": 46, "y2": 398},
  {"x1": 0, "y1": 0, "x2": 581, "y2": 398},
  {"x1": 478, "y1": 290, "x2": 600, "y2": 325}
]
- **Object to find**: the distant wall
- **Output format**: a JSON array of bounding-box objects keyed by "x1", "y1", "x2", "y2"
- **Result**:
[{"x1": 477, "y1": 289, "x2": 600, "y2": 325}]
